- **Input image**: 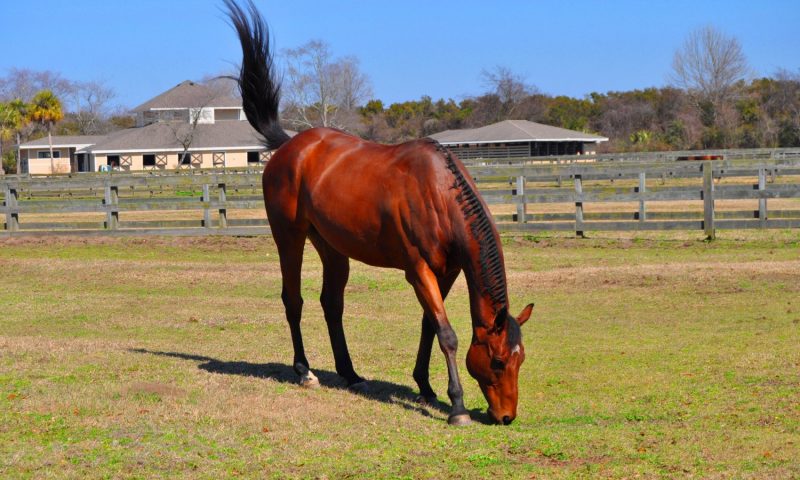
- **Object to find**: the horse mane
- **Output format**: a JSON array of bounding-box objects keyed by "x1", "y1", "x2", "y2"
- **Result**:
[{"x1": 429, "y1": 140, "x2": 508, "y2": 310}]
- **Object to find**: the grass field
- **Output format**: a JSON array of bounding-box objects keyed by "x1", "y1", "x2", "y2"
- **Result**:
[{"x1": 1, "y1": 231, "x2": 799, "y2": 478}]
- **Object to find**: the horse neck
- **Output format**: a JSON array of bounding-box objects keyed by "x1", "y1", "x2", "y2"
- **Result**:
[
  {"x1": 435, "y1": 139, "x2": 508, "y2": 329},
  {"x1": 458, "y1": 230, "x2": 509, "y2": 330}
]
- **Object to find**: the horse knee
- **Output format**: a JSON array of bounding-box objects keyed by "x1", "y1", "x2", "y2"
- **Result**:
[{"x1": 437, "y1": 327, "x2": 458, "y2": 353}]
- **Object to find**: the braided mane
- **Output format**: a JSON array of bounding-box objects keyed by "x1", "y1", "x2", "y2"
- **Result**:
[{"x1": 429, "y1": 140, "x2": 508, "y2": 311}]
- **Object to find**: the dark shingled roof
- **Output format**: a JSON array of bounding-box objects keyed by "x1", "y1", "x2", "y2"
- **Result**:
[
  {"x1": 131, "y1": 80, "x2": 242, "y2": 112},
  {"x1": 89, "y1": 121, "x2": 267, "y2": 153},
  {"x1": 429, "y1": 119, "x2": 608, "y2": 144}
]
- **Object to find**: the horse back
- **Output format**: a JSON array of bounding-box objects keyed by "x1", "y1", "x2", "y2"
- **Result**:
[{"x1": 263, "y1": 128, "x2": 460, "y2": 272}]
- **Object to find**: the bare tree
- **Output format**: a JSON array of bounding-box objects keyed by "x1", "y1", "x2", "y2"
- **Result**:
[
  {"x1": 166, "y1": 89, "x2": 218, "y2": 170},
  {"x1": 331, "y1": 56, "x2": 373, "y2": 111},
  {"x1": 71, "y1": 80, "x2": 116, "y2": 135},
  {"x1": 479, "y1": 66, "x2": 538, "y2": 120},
  {"x1": 670, "y1": 25, "x2": 750, "y2": 108},
  {"x1": 282, "y1": 40, "x2": 372, "y2": 130},
  {"x1": 283, "y1": 40, "x2": 337, "y2": 128},
  {"x1": 0, "y1": 68, "x2": 75, "y2": 107}
]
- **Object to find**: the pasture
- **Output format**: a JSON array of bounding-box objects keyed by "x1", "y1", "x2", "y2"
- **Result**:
[{"x1": 1, "y1": 231, "x2": 799, "y2": 478}]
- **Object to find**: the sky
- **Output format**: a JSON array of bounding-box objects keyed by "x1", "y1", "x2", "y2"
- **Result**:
[{"x1": 1, "y1": 0, "x2": 799, "y2": 110}]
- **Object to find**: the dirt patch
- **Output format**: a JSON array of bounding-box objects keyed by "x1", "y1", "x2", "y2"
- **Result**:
[
  {"x1": 509, "y1": 260, "x2": 800, "y2": 291},
  {"x1": 124, "y1": 381, "x2": 186, "y2": 399}
]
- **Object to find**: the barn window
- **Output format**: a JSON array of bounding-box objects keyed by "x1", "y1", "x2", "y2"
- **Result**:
[
  {"x1": 143, "y1": 154, "x2": 156, "y2": 167},
  {"x1": 247, "y1": 151, "x2": 260, "y2": 164}
]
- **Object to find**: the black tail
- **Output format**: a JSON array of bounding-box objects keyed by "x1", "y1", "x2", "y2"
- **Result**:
[{"x1": 224, "y1": 0, "x2": 291, "y2": 150}]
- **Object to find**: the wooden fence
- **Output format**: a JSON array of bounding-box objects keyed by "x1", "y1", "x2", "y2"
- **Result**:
[{"x1": 2, "y1": 155, "x2": 800, "y2": 238}]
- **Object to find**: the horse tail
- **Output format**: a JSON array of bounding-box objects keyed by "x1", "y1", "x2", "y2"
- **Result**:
[{"x1": 225, "y1": 0, "x2": 291, "y2": 151}]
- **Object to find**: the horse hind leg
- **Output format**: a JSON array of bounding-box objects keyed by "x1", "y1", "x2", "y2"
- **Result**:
[
  {"x1": 274, "y1": 225, "x2": 318, "y2": 387},
  {"x1": 308, "y1": 229, "x2": 365, "y2": 390}
]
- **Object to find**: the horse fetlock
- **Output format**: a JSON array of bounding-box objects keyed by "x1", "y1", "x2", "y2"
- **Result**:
[
  {"x1": 299, "y1": 369, "x2": 320, "y2": 388},
  {"x1": 294, "y1": 362, "x2": 319, "y2": 388}
]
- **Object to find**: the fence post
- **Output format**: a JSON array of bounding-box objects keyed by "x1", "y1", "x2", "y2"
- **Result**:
[
  {"x1": 638, "y1": 171, "x2": 647, "y2": 223},
  {"x1": 104, "y1": 183, "x2": 119, "y2": 230},
  {"x1": 516, "y1": 175, "x2": 526, "y2": 224},
  {"x1": 202, "y1": 184, "x2": 211, "y2": 228},
  {"x1": 758, "y1": 167, "x2": 767, "y2": 228},
  {"x1": 574, "y1": 174, "x2": 584, "y2": 238},
  {"x1": 702, "y1": 162, "x2": 715, "y2": 240},
  {"x1": 218, "y1": 182, "x2": 227, "y2": 229},
  {"x1": 4, "y1": 184, "x2": 19, "y2": 232}
]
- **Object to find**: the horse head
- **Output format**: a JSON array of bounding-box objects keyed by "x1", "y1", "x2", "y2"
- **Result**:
[{"x1": 466, "y1": 303, "x2": 533, "y2": 425}]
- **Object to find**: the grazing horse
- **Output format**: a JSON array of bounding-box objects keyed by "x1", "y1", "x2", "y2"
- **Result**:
[{"x1": 226, "y1": 0, "x2": 533, "y2": 425}]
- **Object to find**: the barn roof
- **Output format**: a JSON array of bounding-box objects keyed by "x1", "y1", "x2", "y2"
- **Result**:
[
  {"x1": 429, "y1": 119, "x2": 608, "y2": 144},
  {"x1": 19, "y1": 135, "x2": 105, "y2": 149},
  {"x1": 88, "y1": 120, "x2": 267, "y2": 154},
  {"x1": 131, "y1": 80, "x2": 241, "y2": 112}
]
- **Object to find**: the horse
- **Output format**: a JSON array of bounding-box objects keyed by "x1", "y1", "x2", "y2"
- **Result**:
[{"x1": 225, "y1": 0, "x2": 533, "y2": 426}]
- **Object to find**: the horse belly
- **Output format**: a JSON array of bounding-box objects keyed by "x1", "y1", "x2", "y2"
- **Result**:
[{"x1": 309, "y1": 212, "x2": 404, "y2": 269}]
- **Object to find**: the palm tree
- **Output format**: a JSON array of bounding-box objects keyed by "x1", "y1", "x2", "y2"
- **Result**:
[
  {"x1": 0, "y1": 99, "x2": 30, "y2": 174},
  {"x1": 29, "y1": 90, "x2": 64, "y2": 174}
]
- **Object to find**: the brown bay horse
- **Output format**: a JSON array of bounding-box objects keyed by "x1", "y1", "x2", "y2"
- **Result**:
[{"x1": 226, "y1": 0, "x2": 532, "y2": 425}]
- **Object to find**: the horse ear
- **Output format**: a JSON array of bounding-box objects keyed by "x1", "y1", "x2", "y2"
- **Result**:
[
  {"x1": 516, "y1": 303, "x2": 534, "y2": 326},
  {"x1": 493, "y1": 306, "x2": 508, "y2": 331}
]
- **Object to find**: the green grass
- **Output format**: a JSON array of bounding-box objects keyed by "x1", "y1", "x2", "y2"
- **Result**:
[{"x1": 1, "y1": 231, "x2": 799, "y2": 478}]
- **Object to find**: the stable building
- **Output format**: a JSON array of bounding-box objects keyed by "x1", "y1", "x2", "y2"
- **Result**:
[
  {"x1": 18, "y1": 80, "x2": 273, "y2": 174},
  {"x1": 429, "y1": 119, "x2": 608, "y2": 160}
]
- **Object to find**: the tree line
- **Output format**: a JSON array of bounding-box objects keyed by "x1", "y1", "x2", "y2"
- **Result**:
[
  {"x1": 289, "y1": 26, "x2": 800, "y2": 152},
  {"x1": 2, "y1": 25, "x2": 799, "y2": 174}
]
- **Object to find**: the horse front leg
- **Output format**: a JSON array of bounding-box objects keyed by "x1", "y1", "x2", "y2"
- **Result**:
[
  {"x1": 413, "y1": 270, "x2": 460, "y2": 405},
  {"x1": 408, "y1": 265, "x2": 471, "y2": 426}
]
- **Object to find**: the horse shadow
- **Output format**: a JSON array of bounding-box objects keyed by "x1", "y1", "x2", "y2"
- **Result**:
[{"x1": 129, "y1": 348, "x2": 494, "y2": 424}]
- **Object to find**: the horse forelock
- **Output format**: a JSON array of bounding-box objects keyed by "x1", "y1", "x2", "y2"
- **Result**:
[{"x1": 428, "y1": 140, "x2": 508, "y2": 310}]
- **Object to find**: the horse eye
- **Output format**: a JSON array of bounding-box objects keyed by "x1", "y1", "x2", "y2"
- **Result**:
[{"x1": 490, "y1": 358, "x2": 505, "y2": 371}]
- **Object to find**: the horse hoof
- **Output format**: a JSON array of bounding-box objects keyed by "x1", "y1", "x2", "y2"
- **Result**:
[
  {"x1": 447, "y1": 414, "x2": 472, "y2": 426},
  {"x1": 415, "y1": 395, "x2": 437, "y2": 406},
  {"x1": 348, "y1": 381, "x2": 369, "y2": 394},
  {"x1": 299, "y1": 370, "x2": 319, "y2": 388}
]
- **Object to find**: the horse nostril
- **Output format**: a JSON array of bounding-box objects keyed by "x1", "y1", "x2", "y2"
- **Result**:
[{"x1": 502, "y1": 416, "x2": 512, "y2": 425}]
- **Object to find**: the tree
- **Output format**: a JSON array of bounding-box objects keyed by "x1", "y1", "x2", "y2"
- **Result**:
[
  {"x1": 0, "y1": 68, "x2": 74, "y2": 105},
  {"x1": 166, "y1": 86, "x2": 218, "y2": 170},
  {"x1": 479, "y1": 66, "x2": 537, "y2": 121},
  {"x1": 282, "y1": 40, "x2": 372, "y2": 130},
  {"x1": 71, "y1": 80, "x2": 116, "y2": 135},
  {"x1": 670, "y1": 25, "x2": 750, "y2": 135},
  {"x1": 28, "y1": 90, "x2": 64, "y2": 173},
  {"x1": 0, "y1": 99, "x2": 30, "y2": 174},
  {"x1": 331, "y1": 56, "x2": 372, "y2": 111}
]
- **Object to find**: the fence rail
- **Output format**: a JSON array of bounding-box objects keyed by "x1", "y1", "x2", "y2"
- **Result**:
[{"x1": 2, "y1": 155, "x2": 800, "y2": 238}]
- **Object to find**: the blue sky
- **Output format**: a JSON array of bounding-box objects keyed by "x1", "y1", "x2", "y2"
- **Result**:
[{"x1": 1, "y1": 0, "x2": 798, "y2": 110}]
